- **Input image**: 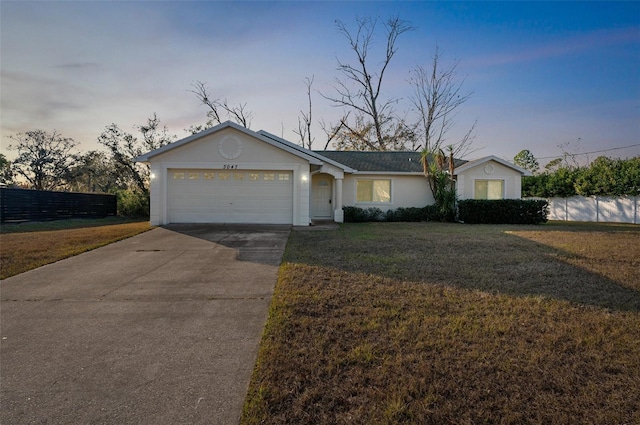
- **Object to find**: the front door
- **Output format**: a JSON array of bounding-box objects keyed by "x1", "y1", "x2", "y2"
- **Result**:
[{"x1": 312, "y1": 178, "x2": 332, "y2": 219}]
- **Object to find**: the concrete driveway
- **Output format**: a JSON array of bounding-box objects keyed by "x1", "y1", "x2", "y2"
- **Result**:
[{"x1": 0, "y1": 224, "x2": 290, "y2": 425}]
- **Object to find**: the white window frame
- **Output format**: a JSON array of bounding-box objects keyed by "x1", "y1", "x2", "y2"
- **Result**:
[
  {"x1": 473, "y1": 179, "x2": 505, "y2": 200},
  {"x1": 355, "y1": 179, "x2": 392, "y2": 204}
]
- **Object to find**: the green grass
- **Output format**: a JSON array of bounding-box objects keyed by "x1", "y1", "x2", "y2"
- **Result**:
[{"x1": 242, "y1": 222, "x2": 640, "y2": 425}]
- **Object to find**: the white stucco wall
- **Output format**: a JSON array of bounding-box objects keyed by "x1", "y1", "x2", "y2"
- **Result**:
[
  {"x1": 457, "y1": 160, "x2": 523, "y2": 200},
  {"x1": 146, "y1": 127, "x2": 312, "y2": 225},
  {"x1": 342, "y1": 174, "x2": 434, "y2": 210}
]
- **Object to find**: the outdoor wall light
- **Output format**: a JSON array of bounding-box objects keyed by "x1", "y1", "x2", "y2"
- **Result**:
[
  {"x1": 301, "y1": 174, "x2": 308, "y2": 182},
  {"x1": 150, "y1": 172, "x2": 156, "y2": 180}
]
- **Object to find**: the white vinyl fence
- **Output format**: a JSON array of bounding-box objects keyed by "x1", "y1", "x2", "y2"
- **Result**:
[{"x1": 538, "y1": 196, "x2": 639, "y2": 224}]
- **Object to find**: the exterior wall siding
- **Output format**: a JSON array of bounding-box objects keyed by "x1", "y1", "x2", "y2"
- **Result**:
[
  {"x1": 342, "y1": 174, "x2": 434, "y2": 209},
  {"x1": 457, "y1": 160, "x2": 523, "y2": 200}
]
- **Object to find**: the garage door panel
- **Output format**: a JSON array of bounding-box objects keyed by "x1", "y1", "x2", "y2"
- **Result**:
[{"x1": 167, "y1": 169, "x2": 293, "y2": 224}]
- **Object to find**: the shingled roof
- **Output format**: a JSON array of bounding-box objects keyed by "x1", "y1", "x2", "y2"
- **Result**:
[{"x1": 314, "y1": 151, "x2": 468, "y2": 173}]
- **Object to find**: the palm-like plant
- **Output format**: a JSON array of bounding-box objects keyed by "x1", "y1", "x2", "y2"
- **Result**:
[{"x1": 420, "y1": 147, "x2": 457, "y2": 221}]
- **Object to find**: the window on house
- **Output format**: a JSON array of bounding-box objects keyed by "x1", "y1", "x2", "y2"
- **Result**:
[
  {"x1": 188, "y1": 172, "x2": 200, "y2": 180},
  {"x1": 173, "y1": 172, "x2": 185, "y2": 180},
  {"x1": 248, "y1": 173, "x2": 260, "y2": 181},
  {"x1": 234, "y1": 172, "x2": 245, "y2": 181},
  {"x1": 203, "y1": 172, "x2": 215, "y2": 180},
  {"x1": 219, "y1": 172, "x2": 230, "y2": 181},
  {"x1": 356, "y1": 179, "x2": 391, "y2": 203},
  {"x1": 278, "y1": 173, "x2": 290, "y2": 181},
  {"x1": 475, "y1": 180, "x2": 504, "y2": 200},
  {"x1": 263, "y1": 173, "x2": 275, "y2": 181}
]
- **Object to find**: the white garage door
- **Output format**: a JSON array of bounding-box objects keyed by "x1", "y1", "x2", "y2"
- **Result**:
[{"x1": 167, "y1": 169, "x2": 293, "y2": 224}]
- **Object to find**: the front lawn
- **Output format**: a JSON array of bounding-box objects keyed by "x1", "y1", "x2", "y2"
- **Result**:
[
  {"x1": 0, "y1": 218, "x2": 151, "y2": 279},
  {"x1": 242, "y1": 222, "x2": 640, "y2": 424}
]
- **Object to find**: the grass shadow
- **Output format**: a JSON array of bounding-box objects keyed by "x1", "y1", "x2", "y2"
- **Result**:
[{"x1": 285, "y1": 222, "x2": 640, "y2": 312}]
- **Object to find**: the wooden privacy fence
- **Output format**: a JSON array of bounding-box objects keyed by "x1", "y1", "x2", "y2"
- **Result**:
[
  {"x1": 532, "y1": 196, "x2": 639, "y2": 224},
  {"x1": 0, "y1": 188, "x2": 117, "y2": 223}
]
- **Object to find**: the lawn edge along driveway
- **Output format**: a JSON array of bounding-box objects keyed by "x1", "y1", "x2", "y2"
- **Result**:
[{"x1": 1, "y1": 225, "x2": 290, "y2": 425}]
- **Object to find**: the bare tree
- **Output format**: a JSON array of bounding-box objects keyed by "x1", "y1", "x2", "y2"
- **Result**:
[
  {"x1": 293, "y1": 76, "x2": 315, "y2": 149},
  {"x1": 409, "y1": 46, "x2": 477, "y2": 157},
  {"x1": 189, "y1": 81, "x2": 253, "y2": 129},
  {"x1": 557, "y1": 137, "x2": 584, "y2": 167},
  {"x1": 8, "y1": 130, "x2": 77, "y2": 191},
  {"x1": 323, "y1": 16, "x2": 413, "y2": 151},
  {"x1": 319, "y1": 113, "x2": 350, "y2": 150},
  {"x1": 331, "y1": 114, "x2": 416, "y2": 151}
]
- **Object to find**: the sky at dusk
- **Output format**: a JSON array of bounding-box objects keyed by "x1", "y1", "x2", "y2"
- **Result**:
[{"x1": 1, "y1": 1, "x2": 639, "y2": 166}]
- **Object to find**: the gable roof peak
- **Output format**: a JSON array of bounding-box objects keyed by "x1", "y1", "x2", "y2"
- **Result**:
[{"x1": 454, "y1": 155, "x2": 531, "y2": 176}]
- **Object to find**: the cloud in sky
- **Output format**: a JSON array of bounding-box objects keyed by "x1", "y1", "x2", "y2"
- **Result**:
[
  {"x1": 1, "y1": 1, "x2": 638, "y2": 164},
  {"x1": 470, "y1": 26, "x2": 640, "y2": 68}
]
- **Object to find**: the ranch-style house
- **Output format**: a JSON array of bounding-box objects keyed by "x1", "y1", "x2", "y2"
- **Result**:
[{"x1": 136, "y1": 121, "x2": 530, "y2": 226}]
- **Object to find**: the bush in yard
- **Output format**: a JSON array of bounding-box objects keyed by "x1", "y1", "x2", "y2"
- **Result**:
[
  {"x1": 114, "y1": 189, "x2": 149, "y2": 218},
  {"x1": 457, "y1": 199, "x2": 548, "y2": 224}
]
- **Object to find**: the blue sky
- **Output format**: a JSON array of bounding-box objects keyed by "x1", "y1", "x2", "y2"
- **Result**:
[{"x1": 1, "y1": 1, "x2": 639, "y2": 165}]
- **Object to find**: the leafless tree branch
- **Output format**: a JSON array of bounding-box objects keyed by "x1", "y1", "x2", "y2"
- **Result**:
[
  {"x1": 189, "y1": 81, "x2": 253, "y2": 128},
  {"x1": 409, "y1": 45, "x2": 477, "y2": 157},
  {"x1": 320, "y1": 112, "x2": 351, "y2": 150},
  {"x1": 293, "y1": 76, "x2": 315, "y2": 149},
  {"x1": 322, "y1": 16, "x2": 413, "y2": 150}
]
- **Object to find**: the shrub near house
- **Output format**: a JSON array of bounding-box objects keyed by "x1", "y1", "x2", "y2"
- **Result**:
[
  {"x1": 343, "y1": 205, "x2": 439, "y2": 223},
  {"x1": 457, "y1": 199, "x2": 549, "y2": 224},
  {"x1": 343, "y1": 200, "x2": 549, "y2": 224}
]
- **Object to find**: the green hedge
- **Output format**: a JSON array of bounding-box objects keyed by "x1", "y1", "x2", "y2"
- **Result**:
[
  {"x1": 457, "y1": 199, "x2": 548, "y2": 224},
  {"x1": 343, "y1": 206, "x2": 439, "y2": 223}
]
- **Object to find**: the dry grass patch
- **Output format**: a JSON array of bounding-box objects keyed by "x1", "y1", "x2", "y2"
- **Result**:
[
  {"x1": 508, "y1": 222, "x2": 640, "y2": 292},
  {"x1": 242, "y1": 222, "x2": 640, "y2": 425},
  {"x1": 0, "y1": 219, "x2": 150, "y2": 279}
]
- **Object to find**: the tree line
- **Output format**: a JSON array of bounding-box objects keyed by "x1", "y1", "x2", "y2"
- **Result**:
[
  {"x1": 514, "y1": 150, "x2": 639, "y2": 198},
  {"x1": 1, "y1": 114, "x2": 174, "y2": 216}
]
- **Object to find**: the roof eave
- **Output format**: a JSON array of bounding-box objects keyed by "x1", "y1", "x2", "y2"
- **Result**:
[
  {"x1": 258, "y1": 131, "x2": 355, "y2": 172},
  {"x1": 352, "y1": 171, "x2": 425, "y2": 175},
  {"x1": 135, "y1": 121, "x2": 247, "y2": 162},
  {"x1": 454, "y1": 155, "x2": 530, "y2": 175},
  {"x1": 135, "y1": 121, "x2": 324, "y2": 165}
]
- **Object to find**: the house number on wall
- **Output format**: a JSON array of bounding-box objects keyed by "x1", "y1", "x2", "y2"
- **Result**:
[{"x1": 223, "y1": 164, "x2": 238, "y2": 169}]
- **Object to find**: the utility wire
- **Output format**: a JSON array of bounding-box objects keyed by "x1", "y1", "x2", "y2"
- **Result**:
[{"x1": 536, "y1": 143, "x2": 640, "y2": 160}]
